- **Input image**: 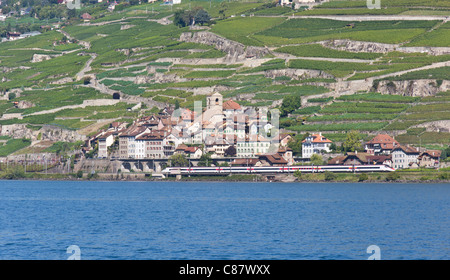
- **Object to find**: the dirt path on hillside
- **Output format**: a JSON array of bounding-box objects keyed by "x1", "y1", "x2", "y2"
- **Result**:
[
  {"x1": 371, "y1": 60, "x2": 450, "y2": 80},
  {"x1": 76, "y1": 53, "x2": 97, "y2": 81},
  {"x1": 289, "y1": 15, "x2": 449, "y2": 21}
]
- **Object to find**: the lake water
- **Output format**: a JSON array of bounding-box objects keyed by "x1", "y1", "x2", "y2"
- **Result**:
[{"x1": 0, "y1": 180, "x2": 448, "y2": 260}]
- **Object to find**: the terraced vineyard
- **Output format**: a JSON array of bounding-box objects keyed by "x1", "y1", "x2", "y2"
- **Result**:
[{"x1": 0, "y1": 0, "x2": 449, "y2": 154}]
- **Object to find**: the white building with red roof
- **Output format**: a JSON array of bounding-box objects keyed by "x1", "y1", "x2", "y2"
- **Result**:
[
  {"x1": 302, "y1": 133, "x2": 332, "y2": 159},
  {"x1": 365, "y1": 134, "x2": 400, "y2": 155}
]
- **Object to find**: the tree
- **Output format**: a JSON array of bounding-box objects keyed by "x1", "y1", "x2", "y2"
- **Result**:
[
  {"x1": 324, "y1": 171, "x2": 337, "y2": 181},
  {"x1": 174, "y1": 8, "x2": 210, "y2": 27},
  {"x1": 169, "y1": 153, "x2": 189, "y2": 167},
  {"x1": 358, "y1": 173, "x2": 369, "y2": 182},
  {"x1": 343, "y1": 130, "x2": 363, "y2": 153},
  {"x1": 293, "y1": 169, "x2": 302, "y2": 180},
  {"x1": 194, "y1": 9, "x2": 210, "y2": 25},
  {"x1": 8, "y1": 92, "x2": 16, "y2": 100},
  {"x1": 280, "y1": 95, "x2": 301, "y2": 117},
  {"x1": 197, "y1": 153, "x2": 212, "y2": 167},
  {"x1": 441, "y1": 145, "x2": 450, "y2": 160},
  {"x1": 83, "y1": 76, "x2": 91, "y2": 85},
  {"x1": 173, "y1": 10, "x2": 187, "y2": 27},
  {"x1": 218, "y1": 9, "x2": 225, "y2": 19},
  {"x1": 310, "y1": 154, "x2": 323, "y2": 166},
  {"x1": 3, "y1": 165, "x2": 26, "y2": 179},
  {"x1": 386, "y1": 171, "x2": 400, "y2": 182},
  {"x1": 224, "y1": 145, "x2": 236, "y2": 157}
]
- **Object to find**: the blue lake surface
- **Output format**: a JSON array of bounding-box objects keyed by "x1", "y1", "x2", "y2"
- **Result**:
[{"x1": 0, "y1": 180, "x2": 448, "y2": 260}]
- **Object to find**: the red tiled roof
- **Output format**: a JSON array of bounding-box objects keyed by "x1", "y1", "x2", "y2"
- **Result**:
[
  {"x1": 419, "y1": 150, "x2": 441, "y2": 159},
  {"x1": 366, "y1": 134, "x2": 399, "y2": 150},
  {"x1": 367, "y1": 134, "x2": 399, "y2": 145},
  {"x1": 259, "y1": 154, "x2": 288, "y2": 165},
  {"x1": 393, "y1": 145, "x2": 420, "y2": 154},
  {"x1": 223, "y1": 99, "x2": 241, "y2": 110},
  {"x1": 184, "y1": 146, "x2": 199, "y2": 153},
  {"x1": 302, "y1": 134, "x2": 332, "y2": 143}
]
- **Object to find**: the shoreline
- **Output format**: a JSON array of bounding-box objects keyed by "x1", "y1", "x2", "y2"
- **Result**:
[{"x1": 1, "y1": 172, "x2": 449, "y2": 184}]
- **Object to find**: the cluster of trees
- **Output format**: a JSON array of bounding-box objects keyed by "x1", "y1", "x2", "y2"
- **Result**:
[
  {"x1": 441, "y1": 146, "x2": 450, "y2": 161},
  {"x1": 280, "y1": 95, "x2": 302, "y2": 117},
  {"x1": 0, "y1": 22, "x2": 41, "y2": 37},
  {"x1": 173, "y1": 7, "x2": 211, "y2": 27}
]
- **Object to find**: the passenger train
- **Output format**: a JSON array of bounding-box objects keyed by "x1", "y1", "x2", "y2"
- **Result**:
[{"x1": 162, "y1": 164, "x2": 395, "y2": 175}]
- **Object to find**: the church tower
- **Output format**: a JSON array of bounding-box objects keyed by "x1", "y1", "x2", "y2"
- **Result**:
[{"x1": 207, "y1": 92, "x2": 223, "y2": 111}]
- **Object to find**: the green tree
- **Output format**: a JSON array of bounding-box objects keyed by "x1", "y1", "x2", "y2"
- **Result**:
[
  {"x1": 288, "y1": 133, "x2": 309, "y2": 157},
  {"x1": 343, "y1": 130, "x2": 363, "y2": 153},
  {"x1": 197, "y1": 153, "x2": 212, "y2": 167},
  {"x1": 358, "y1": 173, "x2": 369, "y2": 182},
  {"x1": 310, "y1": 154, "x2": 323, "y2": 166},
  {"x1": 224, "y1": 145, "x2": 236, "y2": 157},
  {"x1": 324, "y1": 171, "x2": 337, "y2": 181},
  {"x1": 173, "y1": 10, "x2": 187, "y2": 27},
  {"x1": 386, "y1": 171, "x2": 400, "y2": 181},
  {"x1": 169, "y1": 153, "x2": 189, "y2": 167},
  {"x1": 280, "y1": 95, "x2": 301, "y2": 117},
  {"x1": 293, "y1": 169, "x2": 302, "y2": 180},
  {"x1": 194, "y1": 9, "x2": 210, "y2": 25},
  {"x1": 3, "y1": 165, "x2": 26, "y2": 180},
  {"x1": 441, "y1": 145, "x2": 450, "y2": 160}
]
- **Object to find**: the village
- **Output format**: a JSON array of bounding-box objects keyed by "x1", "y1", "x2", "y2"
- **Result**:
[{"x1": 82, "y1": 92, "x2": 442, "y2": 174}]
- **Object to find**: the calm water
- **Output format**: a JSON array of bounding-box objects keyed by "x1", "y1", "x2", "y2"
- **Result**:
[{"x1": 0, "y1": 180, "x2": 448, "y2": 260}]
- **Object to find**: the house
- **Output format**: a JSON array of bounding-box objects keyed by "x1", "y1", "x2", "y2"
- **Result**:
[
  {"x1": 328, "y1": 152, "x2": 392, "y2": 167},
  {"x1": 277, "y1": 147, "x2": 294, "y2": 165},
  {"x1": 175, "y1": 145, "x2": 202, "y2": 158},
  {"x1": 418, "y1": 150, "x2": 441, "y2": 168},
  {"x1": 136, "y1": 131, "x2": 165, "y2": 159},
  {"x1": 98, "y1": 132, "x2": 115, "y2": 158},
  {"x1": 204, "y1": 135, "x2": 232, "y2": 158},
  {"x1": 365, "y1": 134, "x2": 400, "y2": 155},
  {"x1": 302, "y1": 133, "x2": 332, "y2": 159},
  {"x1": 108, "y1": 3, "x2": 117, "y2": 12},
  {"x1": 6, "y1": 32, "x2": 21, "y2": 41},
  {"x1": 259, "y1": 153, "x2": 288, "y2": 166},
  {"x1": 220, "y1": 122, "x2": 246, "y2": 139},
  {"x1": 222, "y1": 99, "x2": 242, "y2": 116},
  {"x1": 20, "y1": 7, "x2": 31, "y2": 16},
  {"x1": 236, "y1": 135, "x2": 271, "y2": 158},
  {"x1": 272, "y1": 133, "x2": 293, "y2": 148},
  {"x1": 81, "y1": 13, "x2": 92, "y2": 22},
  {"x1": 118, "y1": 126, "x2": 150, "y2": 159},
  {"x1": 391, "y1": 145, "x2": 420, "y2": 169},
  {"x1": 110, "y1": 122, "x2": 128, "y2": 131},
  {"x1": 185, "y1": 146, "x2": 202, "y2": 158}
]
